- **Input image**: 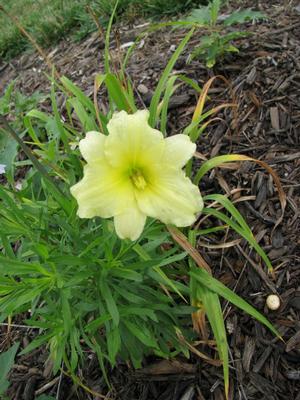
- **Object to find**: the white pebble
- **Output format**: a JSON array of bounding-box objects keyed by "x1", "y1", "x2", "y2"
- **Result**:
[{"x1": 266, "y1": 294, "x2": 280, "y2": 310}]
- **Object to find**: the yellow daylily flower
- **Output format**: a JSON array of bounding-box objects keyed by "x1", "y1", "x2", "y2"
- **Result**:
[{"x1": 70, "y1": 110, "x2": 203, "y2": 241}]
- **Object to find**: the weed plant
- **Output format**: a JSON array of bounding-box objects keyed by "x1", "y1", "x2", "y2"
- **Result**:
[{"x1": 182, "y1": 0, "x2": 265, "y2": 67}]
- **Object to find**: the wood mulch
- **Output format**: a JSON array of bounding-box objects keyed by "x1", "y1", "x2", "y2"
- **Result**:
[{"x1": 0, "y1": 0, "x2": 299, "y2": 399}]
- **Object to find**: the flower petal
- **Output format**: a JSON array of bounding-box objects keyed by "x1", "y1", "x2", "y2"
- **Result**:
[
  {"x1": 104, "y1": 110, "x2": 165, "y2": 168},
  {"x1": 114, "y1": 206, "x2": 146, "y2": 241},
  {"x1": 164, "y1": 134, "x2": 196, "y2": 168},
  {"x1": 70, "y1": 163, "x2": 134, "y2": 218},
  {"x1": 136, "y1": 169, "x2": 203, "y2": 226},
  {"x1": 79, "y1": 131, "x2": 106, "y2": 164}
]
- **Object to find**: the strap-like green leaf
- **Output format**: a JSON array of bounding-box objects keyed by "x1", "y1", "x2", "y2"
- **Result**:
[{"x1": 190, "y1": 268, "x2": 280, "y2": 338}]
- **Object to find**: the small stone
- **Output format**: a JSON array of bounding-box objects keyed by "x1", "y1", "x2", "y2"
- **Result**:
[
  {"x1": 266, "y1": 294, "x2": 280, "y2": 310},
  {"x1": 137, "y1": 84, "x2": 148, "y2": 95}
]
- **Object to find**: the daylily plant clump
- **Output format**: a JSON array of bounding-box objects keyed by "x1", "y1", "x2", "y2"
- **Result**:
[{"x1": 71, "y1": 110, "x2": 203, "y2": 240}]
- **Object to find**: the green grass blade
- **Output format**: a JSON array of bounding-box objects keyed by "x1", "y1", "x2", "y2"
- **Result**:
[
  {"x1": 149, "y1": 28, "x2": 194, "y2": 127},
  {"x1": 60, "y1": 76, "x2": 95, "y2": 114},
  {"x1": 121, "y1": 22, "x2": 196, "y2": 73},
  {"x1": 50, "y1": 79, "x2": 70, "y2": 152},
  {"x1": 204, "y1": 194, "x2": 252, "y2": 236},
  {"x1": 201, "y1": 206, "x2": 273, "y2": 271},
  {"x1": 190, "y1": 268, "x2": 280, "y2": 338},
  {"x1": 160, "y1": 75, "x2": 179, "y2": 135},
  {"x1": 196, "y1": 282, "x2": 229, "y2": 398},
  {"x1": 99, "y1": 279, "x2": 119, "y2": 326},
  {"x1": 184, "y1": 105, "x2": 231, "y2": 142},
  {"x1": 104, "y1": 0, "x2": 119, "y2": 73},
  {"x1": 188, "y1": 230, "x2": 229, "y2": 397},
  {"x1": 23, "y1": 110, "x2": 48, "y2": 144},
  {"x1": 176, "y1": 74, "x2": 202, "y2": 93},
  {"x1": 194, "y1": 225, "x2": 228, "y2": 236},
  {"x1": 104, "y1": 73, "x2": 136, "y2": 112},
  {"x1": 133, "y1": 243, "x2": 187, "y2": 302},
  {"x1": 67, "y1": 98, "x2": 98, "y2": 132},
  {"x1": 194, "y1": 155, "x2": 245, "y2": 185},
  {"x1": 80, "y1": 331, "x2": 110, "y2": 387}
]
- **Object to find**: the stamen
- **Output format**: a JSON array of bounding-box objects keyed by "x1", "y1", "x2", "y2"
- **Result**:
[{"x1": 131, "y1": 170, "x2": 147, "y2": 190}]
